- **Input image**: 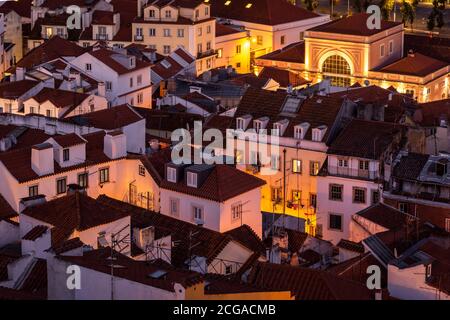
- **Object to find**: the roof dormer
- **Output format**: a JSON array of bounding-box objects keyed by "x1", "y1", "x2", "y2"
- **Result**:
[
  {"x1": 47, "y1": 134, "x2": 87, "y2": 168},
  {"x1": 312, "y1": 125, "x2": 327, "y2": 142},
  {"x1": 273, "y1": 119, "x2": 289, "y2": 136},
  {"x1": 253, "y1": 117, "x2": 269, "y2": 133},
  {"x1": 236, "y1": 114, "x2": 252, "y2": 130},
  {"x1": 294, "y1": 122, "x2": 310, "y2": 140},
  {"x1": 184, "y1": 164, "x2": 214, "y2": 188}
]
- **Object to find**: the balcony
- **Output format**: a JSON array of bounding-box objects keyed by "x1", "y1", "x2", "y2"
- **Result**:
[
  {"x1": 328, "y1": 166, "x2": 379, "y2": 180},
  {"x1": 197, "y1": 49, "x2": 216, "y2": 59},
  {"x1": 134, "y1": 35, "x2": 144, "y2": 41},
  {"x1": 95, "y1": 34, "x2": 109, "y2": 40}
]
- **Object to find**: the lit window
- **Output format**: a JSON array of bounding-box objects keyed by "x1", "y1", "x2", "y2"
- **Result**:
[
  {"x1": 245, "y1": 3, "x2": 252, "y2": 8},
  {"x1": 310, "y1": 161, "x2": 320, "y2": 176},
  {"x1": 292, "y1": 159, "x2": 302, "y2": 174},
  {"x1": 225, "y1": 1, "x2": 231, "y2": 5}
]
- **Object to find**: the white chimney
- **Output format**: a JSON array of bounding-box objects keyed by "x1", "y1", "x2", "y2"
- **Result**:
[
  {"x1": 104, "y1": 131, "x2": 127, "y2": 159},
  {"x1": 31, "y1": 143, "x2": 54, "y2": 176},
  {"x1": 137, "y1": 0, "x2": 143, "y2": 18},
  {"x1": 16, "y1": 67, "x2": 25, "y2": 81},
  {"x1": 98, "y1": 82, "x2": 106, "y2": 97}
]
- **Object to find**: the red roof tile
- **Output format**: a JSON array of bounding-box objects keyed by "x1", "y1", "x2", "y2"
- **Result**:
[
  {"x1": 30, "y1": 88, "x2": 90, "y2": 111},
  {"x1": 51, "y1": 133, "x2": 86, "y2": 148},
  {"x1": 0, "y1": 80, "x2": 40, "y2": 99},
  {"x1": 257, "y1": 41, "x2": 305, "y2": 64},
  {"x1": 374, "y1": 52, "x2": 448, "y2": 77},
  {"x1": 22, "y1": 225, "x2": 48, "y2": 241},
  {"x1": 355, "y1": 203, "x2": 408, "y2": 230},
  {"x1": 0, "y1": 195, "x2": 17, "y2": 221},
  {"x1": 89, "y1": 48, "x2": 152, "y2": 75},
  {"x1": 258, "y1": 66, "x2": 310, "y2": 87},
  {"x1": 212, "y1": 0, "x2": 320, "y2": 26},
  {"x1": 0, "y1": 0, "x2": 32, "y2": 18},
  {"x1": 92, "y1": 10, "x2": 115, "y2": 25},
  {"x1": 414, "y1": 99, "x2": 450, "y2": 127},
  {"x1": 18, "y1": 259, "x2": 47, "y2": 299},
  {"x1": 310, "y1": 13, "x2": 402, "y2": 36},
  {"x1": 337, "y1": 239, "x2": 365, "y2": 253},
  {"x1": 215, "y1": 22, "x2": 243, "y2": 37}
]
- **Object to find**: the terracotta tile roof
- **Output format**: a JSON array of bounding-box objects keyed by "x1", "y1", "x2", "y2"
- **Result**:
[
  {"x1": 215, "y1": 22, "x2": 243, "y2": 37},
  {"x1": 64, "y1": 104, "x2": 143, "y2": 130},
  {"x1": 337, "y1": 239, "x2": 365, "y2": 253},
  {"x1": 0, "y1": 0, "x2": 32, "y2": 18},
  {"x1": 0, "y1": 194, "x2": 17, "y2": 221},
  {"x1": 204, "y1": 115, "x2": 233, "y2": 132},
  {"x1": 160, "y1": 164, "x2": 266, "y2": 202},
  {"x1": 327, "y1": 119, "x2": 404, "y2": 159},
  {"x1": 0, "y1": 254, "x2": 18, "y2": 281},
  {"x1": 247, "y1": 261, "x2": 374, "y2": 300},
  {"x1": 417, "y1": 240, "x2": 450, "y2": 295},
  {"x1": 152, "y1": 56, "x2": 184, "y2": 80},
  {"x1": 15, "y1": 36, "x2": 87, "y2": 71},
  {"x1": 51, "y1": 237, "x2": 85, "y2": 255},
  {"x1": 233, "y1": 87, "x2": 344, "y2": 141},
  {"x1": 22, "y1": 225, "x2": 49, "y2": 241},
  {"x1": 327, "y1": 252, "x2": 387, "y2": 288},
  {"x1": 51, "y1": 133, "x2": 86, "y2": 148},
  {"x1": 58, "y1": 247, "x2": 204, "y2": 291},
  {"x1": 97, "y1": 195, "x2": 264, "y2": 268},
  {"x1": 414, "y1": 99, "x2": 450, "y2": 127},
  {"x1": 211, "y1": 0, "x2": 320, "y2": 26},
  {"x1": 374, "y1": 52, "x2": 448, "y2": 77},
  {"x1": 392, "y1": 152, "x2": 429, "y2": 181},
  {"x1": 29, "y1": 88, "x2": 90, "y2": 111},
  {"x1": 285, "y1": 229, "x2": 308, "y2": 253},
  {"x1": 89, "y1": 49, "x2": 152, "y2": 75},
  {"x1": 309, "y1": 13, "x2": 402, "y2": 36},
  {"x1": 258, "y1": 66, "x2": 310, "y2": 87},
  {"x1": 173, "y1": 47, "x2": 195, "y2": 64},
  {"x1": 22, "y1": 192, "x2": 130, "y2": 248},
  {"x1": 18, "y1": 259, "x2": 47, "y2": 299},
  {"x1": 404, "y1": 34, "x2": 450, "y2": 64},
  {"x1": 230, "y1": 73, "x2": 270, "y2": 89},
  {"x1": 134, "y1": 107, "x2": 202, "y2": 132},
  {"x1": 328, "y1": 85, "x2": 415, "y2": 123},
  {"x1": 182, "y1": 91, "x2": 218, "y2": 114},
  {"x1": 0, "y1": 80, "x2": 40, "y2": 99},
  {"x1": 0, "y1": 286, "x2": 44, "y2": 300},
  {"x1": 0, "y1": 130, "x2": 117, "y2": 183},
  {"x1": 257, "y1": 41, "x2": 305, "y2": 64},
  {"x1": 41, "y1": 0, "x2": 100, "y2": 9},
  {"x1": 224, "y1": 225, "x2": 266, "y2": 255},
  {"x1": 204, "y1": 274, "x2": 283, "y2": 295},
  {"x1": 355, "y1": 203, "x2": 408, "y2": 230},
  {"x1": 92, "y1": 10, "x2": 115, "y2": 25}
]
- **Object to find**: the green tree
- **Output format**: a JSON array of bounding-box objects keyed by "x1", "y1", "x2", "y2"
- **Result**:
[
  {"x1": 380, "y1": 0, "x2": 395, "y2": 20},
  {"x1": 400, "y1": 1, "x2": 415, "y2": 28},
  {"x1": 427, "y1": 0, "x2": 446, "y2": 33}
]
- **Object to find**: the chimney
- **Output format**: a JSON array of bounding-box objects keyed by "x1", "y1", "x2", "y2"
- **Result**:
[
  {"x1": 149, "y1": 139, "x2": 159, "y2": 152},
  {"x1": 98, "y1": 82, "x2": 106, "y2": 97},
  {"x1": 104, "y1": 131, "x2": 127, "y2": 159},
  {"x1": 408, "y1": 49, "x2": 414, "y2": 58},
  {"x1": 19, "y1": 194, "x2": 46, "y2": 212},
  {"x1": 31, "y1": 143, "x2": 54, "y2": 176},
  {"x1": 16, "y1": 67, "x2": 25, "y2": 81},
  {"x1": 137, "y1": 0, "x2": 143, "y2": 18}
]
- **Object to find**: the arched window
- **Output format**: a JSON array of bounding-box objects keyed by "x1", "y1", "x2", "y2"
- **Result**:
[{"x1": 322, "y1": 55, "x2": 351, "y2": 87}]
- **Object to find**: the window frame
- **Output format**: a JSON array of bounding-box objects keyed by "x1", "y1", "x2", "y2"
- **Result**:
[
  {"x1": 328, "y1": 213, "x2": 343, "y2": 231},
  {"x1": 352, "y1": 187, "x2": 366, "y2": 204},
  {"x1": 329, "y1": 184, "x2": 343, "y2": 201},
  {"x1": 56, "y1": 177, "x2": 67, "y2": 195},
  {"x1": 99, "y1": 167, "x2": 110, "y2": 184}
]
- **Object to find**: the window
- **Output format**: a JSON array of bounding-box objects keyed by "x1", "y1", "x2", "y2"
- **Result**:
[
  {"x1": 310, "y1": 161, "x2": 320, "y2": 176},
  {"x1": 292, "y1": 159, "x2": 301, "y2": 174},
  {"x1": 197, "y1": 43, "x2": 202, "y2": 54},
  {"x1": 309, "y1": 193, "x2": 317, "y2": 209},
  {"x1": 106, "y1": 81, "x2": 112, "y2": 91},
  {"x1": 206, "y1": 25, "x2": 211, "y2": 34},
  {"x1": 280, "y1": 35, "x2": 285, "y2": 45},
  {"x1": 299, "y1": 32, "x2": 304, "y2": 41},
  {"x1": 137, "y1": 75, "x2": 142, "y2": 85},
  {"x1": 163, "y1": 45, "x2": 171, "y2": 54},
  {"x1": 46, "y1": 110, "x2": 52, "y2": 118},
  {"x1": 63, "y1": 148, "x2": 70, "y2": 162},
  {"x1": 445, "y1": 218, "x2": 450, "y2": 232},
  {"x1": 405, "y1": 89, "x2": 415, "y2": 97},
  {"x1": 338, "y1": 158, "x2": 348, "y2": 167},
  {"x1": 78, "y1": 172, "x2": 88, "y2": 188},
  {"x1": 225, "y1": 265, "x2": 232, "y2": 275},
  {"x1": 198, "y1": 27, "x2": 202, "y2": 36},
  {"x1": 206, "y1": 41, "x2": 211, "y2": 51},
  {"x1": 399, "y1": 202, "x2": 408, "y2": 213},
  {"x1": 292, "y1": 190, "x2": 301, "y2": 203},
  {"x1": 177, "y1": 29, "x2": 184, "y2": 37},
  {"x1": 45, "y1": 27, "x2": 52, "y2": 38},
  {"x1": 85, "y1": 63, "x2": 92, "y2": 71},
  {"x1": 149, "y1": 28, "x2": 156, "y2": 36},
  {"x1": 187, "y1": 172, "x2": 198, "y2": 187},
  {"x1": 380, "y1": 44, "x2": 385, "y2": 57},
  {"x1": 359, "y1": 160, "x2": 369, "y2": 171},
  {"x1": 271, "y1": 155, "x2": 280, "y2": 171},
  {"x1": 56, "y1": 27, "x2": 65, "y2": 37},
  {"x1": 192, "y1": 205, "x2": 203, "y2": 222},
  {"x1": 137, "y1": 92, "x2": 143, "y2": 104},
  {"x1": 129, "y1": 77, "x2": 133, "y2": 88},
  {"x1": 56, "y1": 177, "x2": 67, "y2": 194},
  {"x1": 197, "y1": 60, "x2": 203, "y2": 72},
  {"x1": 139, "y1": 165, "x2": 146, "y2": 176},
  {"x1": 231, "y1": 202, "x2": 242, "y2": 221},
  {"x1": 99, "y1": 168, "x2": 110, "y2": 184},
  {"x1": 389, "y1": 40, "x2": 394, "y2": 54},
  {"x1": 167, "y1": 167, "x2": 177, "y2": 182},
  {"x1": 28, "y1": 185, "x2": 39, "y2": 197},
  {"x1": 236, "y1": 45, "x2": 241, "y2": 54},
  {"x1": 149, "y1": 9, "x2": 155, "y2": 18},
  {"x1": 271, "y1": 187, "x2": 282, "y2": 202},
  {"x1": 30, "y1": 107, "x2": 36, "y2": 114},
  {"x1": 257, "y1": 35, "x2": 263, "y2": 45},
  {"x1": 321, "y1": 55, "x2": 351, "y2": 87},
  {"x1": 329, "y1": 184, "x2": 343, "y2": 201},
  {"x1": 329, "y1": 213, "x2": 343, "y2": 231},
  {"x1": 165, "y1": 10, "x2": 171, "y2": 18},
  {"x1": 353, "y1": 187, "x2": 366, "y2": 204},
  {"x1": 170, "y1": 198, "x2": 179, "y2": 217},
  {"x1": 195, "y1": 9, "x2": 199, "y2": 18},
  {"x1": 371, "y1": 189, "x2": 380, "y2": 204},
  {"x1": 130, "y1": 98, "x2": 134, "y2": 105},
  {"x1": 163, "y1": 29, "x2": 171, "y2": 37},
  {"x1": 235, "y1": 149, "x2": 243, "y2": 164},
  {"x1": 83, "y1": 42, "x2": 89, "y2": 48}
]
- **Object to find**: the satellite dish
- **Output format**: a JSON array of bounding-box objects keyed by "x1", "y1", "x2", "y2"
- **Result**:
[{"x1": 364, "y1": 80, "x2": 370, "y2": 86}]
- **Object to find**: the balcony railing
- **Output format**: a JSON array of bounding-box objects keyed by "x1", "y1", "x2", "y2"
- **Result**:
[
  {"x1": 197, "y1": 49, "x2": 216, "y2": 59},
  {"x1": 134, "y1": 35, "x2": 144, "y2": 41},
  {"x1": 328, "y1": 166, "x2": 379, "y2": 180}
]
